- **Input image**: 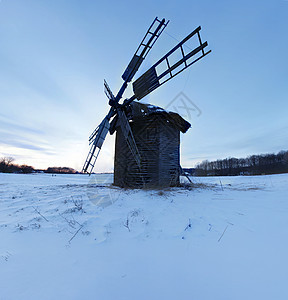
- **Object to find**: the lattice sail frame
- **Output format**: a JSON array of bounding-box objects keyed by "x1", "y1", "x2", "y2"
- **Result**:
[{"x1": 133, "y1": 26, "x2": 211, "y2": 100}]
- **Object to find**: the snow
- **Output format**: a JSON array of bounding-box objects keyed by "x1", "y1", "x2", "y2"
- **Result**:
[{"x1": 0, "y1": 172, "x2": 288, "y2": 300}]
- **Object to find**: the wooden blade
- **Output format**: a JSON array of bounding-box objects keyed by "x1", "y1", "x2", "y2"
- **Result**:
[
  {"x1": 104, "y1": 79, "x2": 115, "y2": 102},
  {"x1": 82, "y1": 117, "x2": 110, "y2": 174},
  {"x1": 122, "y1": 17, "x2": 169, "y2": 83},
  {"x1": 117, "y1": 108, "x2": 141, "y2": 168},
  {"x1": 133, "y1": 26, "x2": 211, "y2": 100}
]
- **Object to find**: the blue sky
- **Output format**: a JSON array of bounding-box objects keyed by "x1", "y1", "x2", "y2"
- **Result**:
[{"x1": 0, "y1": 0, "x2": 287, "y2": 171}]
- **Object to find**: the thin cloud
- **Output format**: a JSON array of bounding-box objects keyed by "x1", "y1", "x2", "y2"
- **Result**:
[
  {"x1": 0, "y1": 130, "x2": 55, "y2": 155},
  {"x1": 1, "y1": 140, "x2": 52, "y2": 152},
  {"x1": 0, "y1": 117, "x2": 45, "y2": 136}
]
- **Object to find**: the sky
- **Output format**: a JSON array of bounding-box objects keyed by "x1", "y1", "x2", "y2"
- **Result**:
[{"x1": 0, "y1": 0, "x2": 287, "y2": 172}]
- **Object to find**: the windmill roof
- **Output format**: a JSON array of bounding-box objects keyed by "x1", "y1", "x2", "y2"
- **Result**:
[
  {"x1": 129, "y1": 102, "x2": 191, "y2": 133},
  {"x1": 109, "y1": 102, "x2": 191, "y2": 135}
]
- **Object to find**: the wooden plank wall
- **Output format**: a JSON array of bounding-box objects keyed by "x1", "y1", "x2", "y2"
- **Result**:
[{"x1": 114, "y1": 114, "x2": 180, "y2": 188}]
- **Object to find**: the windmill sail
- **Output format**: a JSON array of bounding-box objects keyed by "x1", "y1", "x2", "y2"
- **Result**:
[
  {"x1": 122, "y1": 17, "x2": 169, "y2": 83},
  {"x1": 116, "y1": 108, "x2": 141, "y2": 168},
  {"x1": 133, "y1": 26, "x2": 211, "y2": 100},
  {"x1": 82, "y1": 118, "x2": 110, "y2": 174},
  {"x1": 104, "y1": 79, "x2": 115, "y2": 102}
]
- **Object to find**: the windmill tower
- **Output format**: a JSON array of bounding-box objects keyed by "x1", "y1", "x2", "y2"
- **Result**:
[
  {"x1": 111, "y1": 102, "x2": 191, "y2": 188},
  {"x1": 82, "y1": 17, "x2": 211, "y2": 188}
]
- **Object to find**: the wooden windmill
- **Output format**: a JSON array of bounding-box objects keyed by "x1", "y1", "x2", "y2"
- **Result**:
[{"x1": 82, "y1": 17, "x2": 211, "y2": 188}]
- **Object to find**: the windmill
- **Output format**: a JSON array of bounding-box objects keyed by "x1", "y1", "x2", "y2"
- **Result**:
[{"x1": 82, "y1": 17, "x2": 211, "y2": 187}]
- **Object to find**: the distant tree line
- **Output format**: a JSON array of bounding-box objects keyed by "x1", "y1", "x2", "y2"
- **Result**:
[
  {"x1": 0, "y1": 157, "x2": 35, "y2": 174},
  {"x1": 45, "y1": 167, "x2": 77, "y2": 174},
  {"x1": 0, "y1": 157, "x2": 77, "y2": 174},
  {"x1": 194, "y1": 150, "x2": 288, "y2": 176}
]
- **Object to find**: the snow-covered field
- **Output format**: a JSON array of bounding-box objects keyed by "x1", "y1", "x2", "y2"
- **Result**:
[{"x1": 0, "y1": 173, "x2": 288, "y2": 300}]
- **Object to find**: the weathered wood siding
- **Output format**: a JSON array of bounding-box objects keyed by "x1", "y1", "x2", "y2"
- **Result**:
[{"x1": 114, "y1": 114, "x2": 180, "y2": 188}]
